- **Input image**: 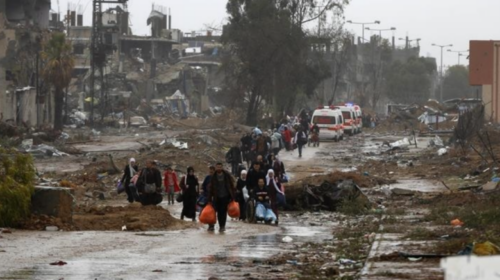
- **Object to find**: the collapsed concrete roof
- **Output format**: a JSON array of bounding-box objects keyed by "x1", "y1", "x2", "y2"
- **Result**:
[{"x1": 147, "y1": 10, "x2": 165, "y2": 26}]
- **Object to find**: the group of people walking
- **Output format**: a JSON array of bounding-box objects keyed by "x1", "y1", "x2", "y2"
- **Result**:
[{"x1": 119, "y1": 152, "x2": 287, "y2": 233}]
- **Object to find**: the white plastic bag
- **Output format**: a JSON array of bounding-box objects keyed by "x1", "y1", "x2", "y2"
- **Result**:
[{"x1": 242, "y1": 187, "x2": 249, "y2": 202}]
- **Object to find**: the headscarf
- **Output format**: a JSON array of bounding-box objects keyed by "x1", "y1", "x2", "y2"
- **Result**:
[
  {"x1": 240, "y1": 170, "x2": 247, "y2": 181},
  {"x1": 187, "y1": 166, "x2": 195, "y2": 178},
  {"x1": 129, "y1": 158, "x2": 136, "y2": 177},
  {"x1": 185, "y1": 166, "x2": 196, "y2": 188},
  {"x1": 266, "y1": 169, "x2": 283, "y2": 194}
]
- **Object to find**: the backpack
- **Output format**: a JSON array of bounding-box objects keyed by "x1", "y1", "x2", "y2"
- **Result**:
[{"x1": 298, "y1": 132, "x2": 307, "y2": 144}]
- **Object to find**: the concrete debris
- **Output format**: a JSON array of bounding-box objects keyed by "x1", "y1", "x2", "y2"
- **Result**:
[
  {"x1": 391, "y1": 188, "x2": 416, "y2": 196},
  {"x1": 25, "y1": 144, "x2": 69, "y2": 157},
  {"x1": 130, "y1": 116, "x2": 148, "y2": 126},
  {"x1": 482, "y1": 181, "x2": 499, "y2": 191},
  {"x1": 390, "y1": 138, "x2": 410, "y2": 148},
  {"x1": 31, "y1": 186, "x2": 74, "y2": 223}
]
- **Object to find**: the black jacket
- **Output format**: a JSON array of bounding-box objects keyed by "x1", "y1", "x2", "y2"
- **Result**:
[
  {"x1": 180, "y1": 175, "x2": 199, "y2": 197},
  {"x1": 121, "y1": 164, "x2": 138, "y2": 186},
  {"x1": 246, "y1": 168, "x2": 266, "y2": 195},
  {"x1": 137, "y1": 167, "x2": 162, "y2": 193},
  {"x1": 208, "y1": 170, "x2": 236, "y2": 203},
  {"x1": 226, "y1": 147, "x2": 242, "y2": 164}
]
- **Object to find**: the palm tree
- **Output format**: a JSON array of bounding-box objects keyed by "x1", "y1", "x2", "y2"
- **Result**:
[{"x1": 42, "y1": 33, "x2": 75, "y2": 131}]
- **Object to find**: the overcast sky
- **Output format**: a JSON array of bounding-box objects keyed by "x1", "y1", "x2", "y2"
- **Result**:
[{"x1": 60, "y1": 0, "x2": 500, "y2": 68}]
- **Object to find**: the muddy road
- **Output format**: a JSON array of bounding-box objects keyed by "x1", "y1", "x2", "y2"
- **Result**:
[
  {"x1": 0, "y1": 133, "x2": 448, "y2": 280},
  {"x1": 1, "y1": 136, "x2": 348, "y2": 280}
]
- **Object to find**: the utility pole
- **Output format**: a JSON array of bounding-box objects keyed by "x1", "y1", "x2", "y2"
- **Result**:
[
  {"x1": 432, "y1": 43, "x2": 453, "y2": 102},
  {"x1": 89, "y1": 0, "x2": 128, "y2": 126},
  {"x1": 346, "y1": 20, "x2": 380, "y2": 43},
  {"x1": 447, "y1": 49, "x2": 469, "y2": 65}
]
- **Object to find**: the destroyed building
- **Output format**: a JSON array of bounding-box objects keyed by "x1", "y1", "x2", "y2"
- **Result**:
[{"x1": 0, "y1": 0, "x2": 52, "y2": 126}]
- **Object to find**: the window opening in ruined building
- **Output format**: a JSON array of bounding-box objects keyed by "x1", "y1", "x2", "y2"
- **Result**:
[{"x1": 73, "y1": 44, "x2": 85, "y2": 55}]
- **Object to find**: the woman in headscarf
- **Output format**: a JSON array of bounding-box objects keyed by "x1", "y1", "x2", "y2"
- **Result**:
[
  {"x1": 267, "y1": 169, "x2": 284, "y2": 225},
  {"x1": 236, "y1": 170, "x2": 248, "y2": 221},
  {"x1": 120, "y1": 158, "x2": 139, "y2": 203},
  {"x1": 180, "y1": 167, "x2": 199, "y2": 221},
  {"x1": 269, "y1": 154, "x2": 286, "y2": 182}
]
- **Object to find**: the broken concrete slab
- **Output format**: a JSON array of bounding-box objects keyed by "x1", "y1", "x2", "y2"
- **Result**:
[
  {"x1": 391, "y1": 188, "x2": 416, "y2": 196},
  {"x1": 482, "y1": 181, "x2": 499, "y2": 192},
  {"x1": 31, "y1": 186, "x2": 74, "y2": 223}
]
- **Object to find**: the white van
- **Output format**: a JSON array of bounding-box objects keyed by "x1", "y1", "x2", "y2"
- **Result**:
[
  {"x1": 335, "y1": 106, "x2": 358, "y2": 135},
  {"x1": 311, "y1": 106, "x2": 344, "y2": 142},
  {"x1": 353, "y1": 105, "x2": 363, "y2": 133}
]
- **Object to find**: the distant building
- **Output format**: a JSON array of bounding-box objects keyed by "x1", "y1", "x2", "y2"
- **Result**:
[
  {"x1": 0, "y1": 0, "x2": 51, "y2": 126},
  {"x1": 469, "y1": 40, "x2": 500, "y2": 123}
]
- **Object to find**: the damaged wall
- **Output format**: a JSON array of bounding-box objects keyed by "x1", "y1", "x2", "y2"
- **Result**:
[
  {"x1": 0, "y1": 0, "x2": 51, "y2": 125},
  {"x1": 5, "y1": 0, "x2": 50, "y2": 28},
  {"x1": 0, "y1": 26, "x2": 17, "y2": 121}
]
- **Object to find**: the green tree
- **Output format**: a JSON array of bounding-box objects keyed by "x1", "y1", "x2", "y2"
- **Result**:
[
  {"x1": 0, "y1": 148, "x2": 36, "y2": 227},
  {"x1": 42, "y1": 33, "x2": 75, "y2": 131},
  {"x1": 386, "y1": 57, "x2": 437, "y2": 104},
  {"x1": 442, "y1": 65, "x2": 474, "y2": 100}
]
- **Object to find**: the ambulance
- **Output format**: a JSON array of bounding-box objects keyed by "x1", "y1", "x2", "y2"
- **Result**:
[
  {"x1": 310, "y1": 106, "x2": 344, "y2": 142},
  {"x1": 334, "y1": 104, "x2": 360, "y2": 135}
]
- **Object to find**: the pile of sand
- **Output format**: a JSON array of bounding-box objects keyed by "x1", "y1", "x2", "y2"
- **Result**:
[{"x1": 20, "y1": 204, "x2": 193, "y2": 231}]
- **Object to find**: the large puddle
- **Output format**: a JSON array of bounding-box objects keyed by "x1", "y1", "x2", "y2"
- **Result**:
[{"x1": 1, "y1": 215, "x2": 334, "y2": 280}]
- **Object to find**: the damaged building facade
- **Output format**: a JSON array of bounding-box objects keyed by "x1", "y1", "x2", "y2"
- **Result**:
[
  {"x1": 469, "y1": 40, "x2": 500, "y2": 123},
  {"x1": 0, "y1": 0, "x2": 52, "y2": 126}
]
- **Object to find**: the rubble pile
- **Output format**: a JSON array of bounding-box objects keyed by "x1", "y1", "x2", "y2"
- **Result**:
[
  {"x1": 286, "y1": 172, "x2": 376, "y2": 211},
  {"x1": 375, "y1": 99, "x2": 467, "y2": 133}
]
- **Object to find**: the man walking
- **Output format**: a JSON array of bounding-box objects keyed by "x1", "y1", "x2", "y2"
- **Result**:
[
  {"x1": 294, "y1": 127, "x2": 308, "y2": 158},
  {"x1": 208, "y1": 163, "x2": 236, "y2": 232},
  {"x1": 226, "y1": 142, "x2": 243, "y2": 177}
]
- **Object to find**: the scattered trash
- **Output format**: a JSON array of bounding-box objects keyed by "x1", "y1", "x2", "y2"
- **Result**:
[
  {"x1": 339, "y1": 258, "x2": 356, "y2": 265},
  {"x1": 122, "y1": 225, "x2": 127, "y2": 231},
  {"x1": 408, "y1": 257, "x2": 422, "y2": 262},
  {"x1": 473, "y1": 241, "x2": 500, "y2": 256},
  {"x1": 50, "y1": 261, "x2": 68, "y2": 266},
  {"x1": 152, "y1": 269, "x2": 163, "y2": 272},
  {"x1": 438, "y1": 148, "x2": 448, "y2": 156},
  {"x1": 282, "y1": 236, "x2": 293, "y2": 243},
  {"x1": 45, "y1": 226, "x2": 59, "y2": 232},
  {"x1": 450, "y1": 219, "x2": 464, "y2": 227},
  {"x1": 166, "y1": 138, "x2": 188, "y2": 150},
  {"x1": 286, "y1": 260, "x2": 299, "y2": 265},
  {"x1": 21, "y1": 139, "x2": 33, "y2": 150}
]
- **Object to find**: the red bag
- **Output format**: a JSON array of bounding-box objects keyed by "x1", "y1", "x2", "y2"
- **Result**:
[
  {"x1": 200, "y1": 203, "x2": 216, "y2": 224},
  {"x1": 228, "y1": 201, "x2": 240, "y2": 218}
]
